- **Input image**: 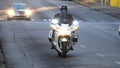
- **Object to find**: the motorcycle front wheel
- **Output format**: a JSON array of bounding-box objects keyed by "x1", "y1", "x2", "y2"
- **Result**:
[{"x1": 61, "y1": 42, "x2": 67, "y2": 58}]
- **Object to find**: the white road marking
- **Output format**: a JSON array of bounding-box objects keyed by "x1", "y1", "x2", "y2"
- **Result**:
[
  {"x1": 96, "y1": 53, "x2": 104, "y2": 57},
  {"x1": 43, "y1": 19, "x2": 48, "y2": 21},
  {"x1": 116, "y1": 61, "x2": 120, "y2": 64},
  {"x1": 80, "y1": 45, "x2": 86, "y2": 48},
  {"x1": 31, "y1": 19, "x2": 35, "y2": 21},
  {"x1": 48, "y1": 19, "x2": 52, "y2": 22}
]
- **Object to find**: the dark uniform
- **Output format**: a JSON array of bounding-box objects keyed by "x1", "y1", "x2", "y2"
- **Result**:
[{"x1": 53, "y1": 13, "x2": 73, "y2": 26}]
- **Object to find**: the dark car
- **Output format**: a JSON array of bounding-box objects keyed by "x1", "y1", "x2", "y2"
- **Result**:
[{"x1": 6, "y1": 3, "x2": 32, "y2": 20}]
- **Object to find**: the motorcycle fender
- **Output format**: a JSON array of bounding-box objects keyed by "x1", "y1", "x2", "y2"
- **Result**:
[
  {"x1": 53, "y1": 41, "x2": 62, "y2": 53},
  {"x1": 48, "y1": 31, "x2": 53, "y2": 38}
]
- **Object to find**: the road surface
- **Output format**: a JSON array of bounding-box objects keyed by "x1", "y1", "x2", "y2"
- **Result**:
[{"x1": 0, "y1": 0, "x2": 120, "y2": 68}]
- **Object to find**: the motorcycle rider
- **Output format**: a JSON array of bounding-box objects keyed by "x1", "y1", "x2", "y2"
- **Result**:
[
  {"x1": 53, "y1": 6, "x2": 73, "y2": 26},
  {"x1": 49, "y1": 6, "x2": 79, "y2": 50}
]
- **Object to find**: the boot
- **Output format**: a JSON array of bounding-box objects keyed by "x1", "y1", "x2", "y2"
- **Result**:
[
  {"x1": 70, "y1": 46, "x2": 74, "y2": 50},
  {"x1": 51, "y1": 43, "x2": 55, "y2": 49},
  {"x1": 51, "y1": 46, "x2": 55, "y2": 49}
]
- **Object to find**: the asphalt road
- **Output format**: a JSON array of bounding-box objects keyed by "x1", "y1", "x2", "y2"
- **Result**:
[{"x1": 0, "y1": 0, "x2": 120, "y2": 68}]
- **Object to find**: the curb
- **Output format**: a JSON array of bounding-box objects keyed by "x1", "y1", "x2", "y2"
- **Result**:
[{"x1": 95, "y1": 9, "x2": 120, "y2": 18}]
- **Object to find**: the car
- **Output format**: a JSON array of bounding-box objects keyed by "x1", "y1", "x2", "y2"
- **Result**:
[
  {"x1": 6, "y1": 3, "x2": 32, "y2": 20},
  {"x1": 118, "y1": 25, "x2": 120, "y2": 35}
]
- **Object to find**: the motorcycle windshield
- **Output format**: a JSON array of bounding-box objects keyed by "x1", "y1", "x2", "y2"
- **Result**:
[{"x1": 59, "y1": 19, "x2": 72, "y2": 26}]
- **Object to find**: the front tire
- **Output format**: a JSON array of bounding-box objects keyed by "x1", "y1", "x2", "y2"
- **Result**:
[{"x1": 61, "y1": 42, "x2": 67, "y2": 58}]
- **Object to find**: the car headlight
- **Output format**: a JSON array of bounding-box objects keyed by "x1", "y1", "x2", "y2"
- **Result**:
[
  {"x1": 7, "y1": 9, "x2": 15, "y2": 16},
  {"x1": 25, "y1": 9, "x2": 32, "y2": 16}
]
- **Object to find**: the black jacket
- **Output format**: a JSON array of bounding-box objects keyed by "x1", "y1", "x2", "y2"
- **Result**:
[{"x1": 53, "y1": 13, "x2": 73, "y2": 26}]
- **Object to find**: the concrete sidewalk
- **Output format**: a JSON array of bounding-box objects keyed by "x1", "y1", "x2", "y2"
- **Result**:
[
  {"x1": 73, "y1": 0, "x2": 120, "y2": 18},
  {"x1": 87, "y1": 2, "x2": 120, "y2": 18}
]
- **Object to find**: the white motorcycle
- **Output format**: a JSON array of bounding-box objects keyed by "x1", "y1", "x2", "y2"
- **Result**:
[{"x1": 49, "y1": 19, "x2": 79, "y2": 58}]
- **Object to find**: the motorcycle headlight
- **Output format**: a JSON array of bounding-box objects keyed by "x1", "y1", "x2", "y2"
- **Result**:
[
  {"x1": 7, "y1": 9, "x2": 15, "y2": 16},
  {"x1": 72, "y1": 20, "x2": 79, "y2": 31},
  {"x1": 52, "y1": 19, "x2": 59, "y2": 24},
  {"x1": 25, "y1": 9, "x2": 32, "y2": 16},
  {"x1": 72, "y1": 26, "x2": 79, "y2": 31},
  {"x1": 73, "y1": 20, "x2": 79, "y2": 25}
]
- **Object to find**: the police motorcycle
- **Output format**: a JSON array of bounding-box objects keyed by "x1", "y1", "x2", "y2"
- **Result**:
[{"x1": 48, "y1": 19, "x2": 79, "y2": 58}]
